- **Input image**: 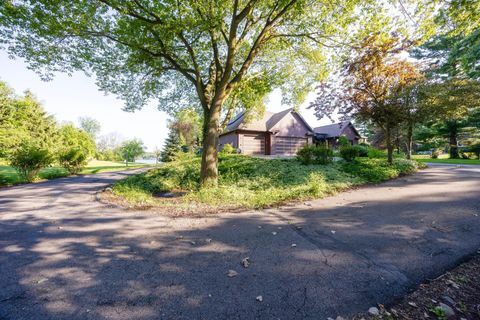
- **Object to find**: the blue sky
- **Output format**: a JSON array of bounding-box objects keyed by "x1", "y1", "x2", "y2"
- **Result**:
[{"x1": 0, "y1": 51, "x2": 332, "y2": 151}]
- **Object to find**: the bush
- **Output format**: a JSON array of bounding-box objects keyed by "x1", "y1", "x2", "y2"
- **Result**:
[
  {"x1": 342, "y1": 158, "x2": 419, "y2": 183},
  {"x1": 297, "y1": 145, "x2": 333, "y2": 165},
  {"x1": 59, "y1": 147, "x2": 89, "y2": 174},
  {"x1": 431, "y1": 149, "x2": 440, "y2": 159},
  {"x1": 10, "y1": 143, "x2": 53, "y2": 182},
  {"x1": 339, "y1": 145, "x2": 360, "y2": 162},
  {"x1": 367, "y1": 148, "x2": 386, "y2": 159},
  {"x1": 356, "y1": 144, "x2": 369, "y2": 157},
  {"x1": 221, "y1": 143, "x2": 236, "y2": 154},
  {"x1": 337, "y1": 136, "x2": 350, "y2": 147}
]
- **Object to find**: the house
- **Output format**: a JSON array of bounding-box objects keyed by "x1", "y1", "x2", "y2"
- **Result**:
[
  {"x1": 219, "y1": 108, "x2": 315, "y2": 155},
  {"x1": 313, "y1": 121, "x2": 361, "y2": 147}
]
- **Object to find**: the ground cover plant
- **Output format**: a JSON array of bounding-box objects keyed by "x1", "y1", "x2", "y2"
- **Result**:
[{"x1": 110, "y1": 154, "x2": 421, "y2": 212}]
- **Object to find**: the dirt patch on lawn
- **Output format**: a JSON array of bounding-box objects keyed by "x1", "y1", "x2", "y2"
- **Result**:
[{"x1": 352, "y1": 254, "x2": 480, "y2": 320}]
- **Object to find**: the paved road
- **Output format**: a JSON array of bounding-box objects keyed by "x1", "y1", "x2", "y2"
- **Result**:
[{"x1": 1, "y1": 166, "x2": 479, "y2": 320}]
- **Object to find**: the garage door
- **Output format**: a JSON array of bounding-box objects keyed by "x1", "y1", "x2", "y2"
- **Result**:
[
  {"x1": 241, "y1": 134, "x2": 265, "y2": 155},
  {"x1": 274, "y1": 136, "x2": 307, "y2": 155}
]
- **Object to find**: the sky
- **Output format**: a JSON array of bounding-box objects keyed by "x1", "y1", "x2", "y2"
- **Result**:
[{"x1": 0, "y1": 51, "x2": 334, "y2": 151}]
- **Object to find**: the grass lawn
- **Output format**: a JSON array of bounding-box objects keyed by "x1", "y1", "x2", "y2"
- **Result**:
[
  {"x1": 109, "y1": 154, "x2": 421, "y2": 214},
  {"x1": 412, "y1": 155, "x2": 480, "y2": 165},
  {"x1": 0, "y1": 160, "x2": 151, "y2": 186}
]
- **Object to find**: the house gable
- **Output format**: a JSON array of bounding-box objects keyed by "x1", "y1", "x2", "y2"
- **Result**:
[{"x1": 270, "y1": 111, "x2": 313, "y2": 137}]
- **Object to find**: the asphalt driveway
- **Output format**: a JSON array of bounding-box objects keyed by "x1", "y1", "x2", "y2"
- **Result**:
[{"x1": 1, "y1": 166, "x2": 479, "y2": 319}]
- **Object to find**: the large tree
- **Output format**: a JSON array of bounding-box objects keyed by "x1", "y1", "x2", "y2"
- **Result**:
[{"x1": 0, "y1": 0, "x2": 392, "y2": 186}]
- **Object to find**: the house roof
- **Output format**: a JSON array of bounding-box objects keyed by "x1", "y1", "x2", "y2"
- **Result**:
[
  {"x1": 314, "y1": 121, "x2": 360, "y2": 138},
  {"x1": 223, "y1": 108, "x2": 313, "y2": 134}
]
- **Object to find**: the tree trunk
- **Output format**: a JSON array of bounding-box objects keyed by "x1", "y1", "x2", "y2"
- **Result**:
[
  {"x1": 406, "y1": 123, "x2": 413, "y2": 160},
  {"x1": 385, "y1": 125, "x2": 393, "y2": 164},
  {"x1": 200, "y1": 98, "x2": 223, "y2": 187},
  {"x1": 449, "y1": 129, "x2": 459, "y2": 159}
]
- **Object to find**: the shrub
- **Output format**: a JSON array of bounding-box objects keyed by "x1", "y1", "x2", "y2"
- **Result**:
[
  {"x1": 59, "y1": 147, "x2": 89, "y2": 174},
  {"x1": 297, "y1": 145, "x2": 333, "y2": 165},
  {"x1": 431, "y1": 149, "x2": 440, "y2": 159},
  {"x1": 221, "y1": 143, "x2": 236, "y2": 154},
  {"x1": 356, "y1": 144, "x2": 369, "y2": 157},
  {"x1": 337, "y1": 136, "x2": 350, "y2": 147},
  {"x1": 367, "y1": 148, "x2": 386, "y2": 159},
  {"x1": 342, "y1": 158, "x2": 418, "y2": 183},
  {"x1": 10, "y1": 143, "x2": 53, "y2": 182},
  {"x1": 339, "y1": 145, "x2": 360, "y2": 162}
]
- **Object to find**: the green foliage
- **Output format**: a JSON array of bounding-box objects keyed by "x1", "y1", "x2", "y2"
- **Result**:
[
  {"x1": 339, "y1": 145, "x2": 360, "y2": 162},
  {"x1": 337, "y1": 136, "x2": 350, "y2": 147},
  {"x1": 161, "y1": 130, "x2": 182, "y2": 162},
  {"x1": 429, "y1": 306, "x2": 447, "y2": 320},
  {"x1": 297, "y1": 145, "x2": 333, "y2": 165},
  {"x1": 0, "y1": 81, "x2": 58, "y2": 158},
  {"x1": 342, "y1": 158, "x2": 419, "y2": 183},
  {"x1": 58, "y1": 123, "x2": 96, "y2": 156},
  {"x1": 120, "y1": 139, "x2": 145, "y2": 163},
  {"x1": 112, "y1": 155, "x2": 420, "y2": 210},
  {"x1": 58, "y1": 147, "x2": 89, "y2": 174},
  {"x1": 10, "y1": 143, "x2": 53, "y2": 182},
  {"x1": 355, "y1": 144, "x2": 369, "y2": 157},
  {"x1": 221, "y1": 143, "x2": 236, "y2": 155},
  {"x1": 367, "y1": 148, "x2": 387, "y2": 159}
]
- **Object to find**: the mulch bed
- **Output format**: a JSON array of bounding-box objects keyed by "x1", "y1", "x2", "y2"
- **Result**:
[{"x1": 352, "y1": 254, "x2": 480, "y2": 320}]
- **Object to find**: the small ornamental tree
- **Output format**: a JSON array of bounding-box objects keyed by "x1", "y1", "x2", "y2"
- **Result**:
[{"x1": 310, "y1": 34, "x2": 422, "y2": 164}]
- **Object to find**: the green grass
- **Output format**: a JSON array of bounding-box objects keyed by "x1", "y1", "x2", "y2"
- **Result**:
[
  {"x1": 0, "y1": 160, "x2": 151, "y2": 186},
  {"x1": 412, "y1": 155, "x2": 480, "y2": 165},
  {"x1": 112, "y1": 154, "x2": 421, "y2": 211}
]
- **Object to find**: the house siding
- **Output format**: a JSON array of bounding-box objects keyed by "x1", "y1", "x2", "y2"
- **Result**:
[
  {"x1": 219, "y1": 132, "x2": 238, "y2": 150},
  {"x1": 342, "y1": 125, "x2": 360, "y2": 145},
  {"x1": 270, "y1": 113, "x2": 311, "y2": 155}
]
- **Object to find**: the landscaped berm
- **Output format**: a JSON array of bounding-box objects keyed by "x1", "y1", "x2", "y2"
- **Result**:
[{"x1": 105, "y1": 154, "x2": 422, "y2": 214}]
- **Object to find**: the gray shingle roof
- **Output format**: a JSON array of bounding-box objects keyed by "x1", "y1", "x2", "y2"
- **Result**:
[{"x1": 314, "y1": 121, "x2": 352, "y2": 138}]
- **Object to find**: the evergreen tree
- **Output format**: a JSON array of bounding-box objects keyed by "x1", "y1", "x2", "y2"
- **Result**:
[{"x1": 161, "y1": 130, "x2": 181, "y2": 163}]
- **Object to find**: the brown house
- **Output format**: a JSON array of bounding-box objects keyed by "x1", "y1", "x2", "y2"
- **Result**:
[
  {"x1": 219, "y1": 108, "x2": 314, "y2": 155},
  {"x1": 313, "y1": 121, "x2": 361, "y2": 147}
]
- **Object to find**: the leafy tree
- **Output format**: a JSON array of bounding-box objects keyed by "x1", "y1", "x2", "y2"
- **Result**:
[
  {"x1": 169, "y1": 108, "x2": 202, "y2": 151},
  {"x1": 161, "y1": 130, "x2": 182, "y2": 163},
  {"x1": 310, "y1": 34, "x2": 421, "y2": 163},
  {"x1": 0, "y1": 81, "x2": 58, "y2": 158},
  {"x1": 120, "y1": 139, "x2": 145, "y2": 164},
  {"x1": 79, "y1": 116, "x2": 101, "y2": 141},
  {"x1": 0, "y1": 0, "x2": 396, "y2": 186},
  {"x1": 58, "y1": 123, "x2": 96, "y2": 157}
]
